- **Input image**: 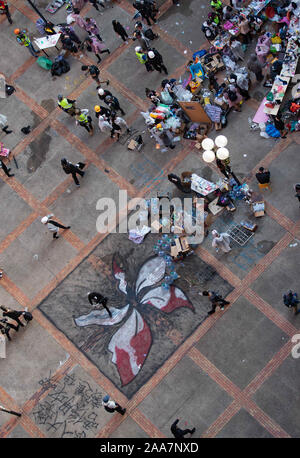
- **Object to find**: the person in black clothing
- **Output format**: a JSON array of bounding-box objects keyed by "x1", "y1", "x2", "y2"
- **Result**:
[
  {"x1": 102, "y1": 395, "x2": 126, "y2": 414},
  {"x1": 202, "y1": 290, "x2": 230, "y2": 315},
  {"x1": 255, "y1": 167, "x2": 270, "y2": 185},
  {"x1": 283, "y1": 290, "x2": 299, "y2": 315},
  {"x1": 0, "y1": 159, "x2": 14, "y2": 177},
  {"x1": 106, "y1": 95, "x2": 125, "y2": 115},
  {"x1": 295, "y1": 184, "x2": 300, "y2": 206},
  {"x1": 61, "y1": 158, "x2": 86, "y2": 187},
  {"x1": 1, "y1": 306, "x2": 25, "y2": 327},
  {"x1": 88, "y1": 292, "x2": 112, "y2": 317},
  {"x1": 147, "y1": 49, "x2": 168, "y2": 74},
  {"x1": 61, "y1": 26, "x2": 81, "y2": 45},
  {"x1": 112, "y1": 20, "x2": 129, "y2": 43},
  {"x1": 61, "y1": 33, "x2": 78, "y2": 56},
  {"x1": 216, "y1": 158, "x2": 230, "y2": 178},
  {"x1": 273, "y1": 114, "x2": 288, "y2": 138},
  {"x1": 94, "y1": 104, "x2": 111, "y2": 119},
  {"x1": 89, "y1": 0, "x2": 105, "y2": 11},
  {"x1": 81, "y1": 65, "x2": 109, "y2": 85},
  {"x1": 171, "y1": 419, "x2": 195, "y2": 438},
  {"x1": 0, "y1": 318, "x2": 19, "y2": 340}
]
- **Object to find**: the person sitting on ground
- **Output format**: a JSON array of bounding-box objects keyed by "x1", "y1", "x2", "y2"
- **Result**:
[
  {"x1": 255, "y1": 167, "x2": 270, "y2": 185},
  {"x1": 283, "y1": 290, "x2": 299, "y2": 315}
]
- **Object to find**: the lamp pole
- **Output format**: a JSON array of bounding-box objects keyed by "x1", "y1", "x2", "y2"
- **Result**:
[
  {"x1": 0, "y1": 405, "x2": 22, "y2": 417},
  {"x1": 201, "y1": 135, "x2": 240, "y2": 185},
  {"x1": 26, "y1": 0, "x2": 48, "y2": 23}
]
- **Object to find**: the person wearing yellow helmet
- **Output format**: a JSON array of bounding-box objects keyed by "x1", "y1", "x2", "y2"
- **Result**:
[
  {"x1": 94, "y1": 105, "x2": 111, "y2": 119},
  {"x1": 0, "y1": 1, "x2": 12, "y2": 25}
]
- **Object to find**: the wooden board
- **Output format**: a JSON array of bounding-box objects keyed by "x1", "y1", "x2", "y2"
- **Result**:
[{"x1": 179, "y1": 101, "x2": 212, "y2": 124}]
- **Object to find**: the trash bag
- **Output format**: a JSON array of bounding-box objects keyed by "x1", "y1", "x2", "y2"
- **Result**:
[
  {"x1": 37, "y1": 56, "x2": 53, "y2": 70},
  {"x1": 5, "y1": 85, "x2": 15, "y2": 96}
]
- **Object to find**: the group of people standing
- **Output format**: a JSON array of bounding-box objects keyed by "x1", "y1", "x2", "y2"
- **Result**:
[{"x1": 0, "y1": 306, "x2": 32, "y2": 342}]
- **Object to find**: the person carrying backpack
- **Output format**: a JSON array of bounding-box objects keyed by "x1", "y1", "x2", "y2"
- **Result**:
[{"x1": 283, "y1": 291, "x2": 299, "y2": 315}]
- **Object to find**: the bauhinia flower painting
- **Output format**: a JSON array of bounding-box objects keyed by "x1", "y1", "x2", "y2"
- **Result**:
[{"x1": 39, "y1": 234, "x2": 233, "y2": 398}]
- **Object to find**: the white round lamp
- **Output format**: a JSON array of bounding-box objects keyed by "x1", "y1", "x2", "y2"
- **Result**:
[
  {"x1": 215, "y1": 135, "x2": 228, "y2": 148},
  {"x1": 216, "y1": 147, "x2": 229, "y2": 160},
  {"x1": 201, "y1": 138, "x2": 215, "y2": 150},
  {"x1": 202, "y1": 150, "x2": 215, "y2": 163}
]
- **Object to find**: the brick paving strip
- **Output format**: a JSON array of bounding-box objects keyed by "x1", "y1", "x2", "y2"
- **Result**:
[{"x1": 0, "y1": 0, "x2": 299, "y2": 439}]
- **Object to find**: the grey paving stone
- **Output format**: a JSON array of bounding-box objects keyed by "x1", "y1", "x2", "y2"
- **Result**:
[
  {"x1": 158, "y1": 0, "x2": 208, "y2": 50},
  {"x1": 49, "y1": 164, "x2": 121, "y2": 243},
  {"x1": 216, "y1": 408, "x2": 272, "y2": 438},
  {"x1": 0, "y1": 183, "x2": 32, "y2": 244},
  {"x1": 109, "y1": 416, "x2": 150, "y2": 438},
  {"x1": 15, "y1": 128, "x2": 86, "y2": 201},
  {"x1": 251, "y1": 142, "x2": 300, "y2": 222},
  {"x1": 8, "y1": 425, "x2": 31, "y2": 438},
  {"x1": 139, "y1": 356, "x2": 233, "y2": 437},
  {"x1": 0, "y1": 320, "x2": 67, "y2": 405},
  {"x1": 252, "y1": 243, "x2": 300, "y2": 329},
  {"x1": 196, "y1": 296, "x2": 288, "y2": 389},
  {"x1": 253, "y1": 355, "x2": 300, "y2": 437}
]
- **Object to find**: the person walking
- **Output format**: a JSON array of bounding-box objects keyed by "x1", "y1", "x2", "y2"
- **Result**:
[
  {"x1": 135, "y1": 46, "x2": 153, "y2": 72},
  {"x1": 110, "y1": 111, "x2": 130, "y2": 140},
  {"x1": 85, "y1": 36, "x2": 110, "y2": 63},
  {"x1": 147, "y1": 49, "x2": 168, "y2": 74},
  {"x1": 41, "y1": 214, "x2": 71, "y2": 240},
  {"x1": 0, "y1": 318, "x2": 19, "y2": 334},
  {"x1": 14, "y1": 28, "x2": 40, "y2": 57},
  {"x1": 170, "y1": 419, "x2": 195, "y2": 438},
  {"x1": 84, "y1": 17, "x2": 102, "y2": 41},
  {"x1": 74, "y1": 108, "x2": 94, "y2": 135},
  {"x1": 112, "y1": 20, "x2": 129, "y2": 43},
  {"x1": 0, "y1": 1, "x2": 12, "y2": 24},
  {"x1": 0, "y1": 306, "x2": 25, "y2": 328},
  {"x1": 102, "y1": 395, "x2": 126, "y2": 415},
  {"x1": 202, "y1": 290, "x2": 230, "y2": 315},
  {"x1": 0, "y1": 319, "x2": 18, "y2": 341},
  {"x1": 88, "y1": 292, "x2": 112, "y2": 317},
  {"x1": 61, "y1": 158, "x2": 86, "y2": 187},
  {"x1": 283, "y1": 291, "x2": 300, "y2": 315},
  {"x1": 255, "y1": 167, "x2": 271, "y2": 189},
  {"x1": 247, "y1": 54, "x2": 264, "y2": 82},
  {"x1": 211, "y1": 230, "x2": 231, "y2": 253},
  {"x1": 57, "y1": 95, "x2": 76, "y2": 116},
  {"x1": 0, "y1": 159, "x2": 14, "y2": 178},
  {"x1": 81, "y1": 65, "x2": 109, "y2": 85}
]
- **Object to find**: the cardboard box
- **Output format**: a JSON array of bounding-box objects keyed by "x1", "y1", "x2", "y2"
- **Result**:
[{"x1": 128, "y1": 139, "x2": 138, "y2": 150}]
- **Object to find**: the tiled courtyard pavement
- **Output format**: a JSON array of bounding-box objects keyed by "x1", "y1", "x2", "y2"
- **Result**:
[{"x1": 0, "y1": 0, "x2": 300, "y2": 439}]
